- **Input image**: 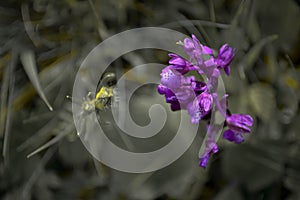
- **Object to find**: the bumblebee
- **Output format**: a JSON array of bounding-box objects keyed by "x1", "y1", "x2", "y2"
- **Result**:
[
  {"x1": 68, "y1": 72, "x2": 117, "y2": 114},
  {"x1": 85, "y1": 72, "x2": 116, "y2": 112}
]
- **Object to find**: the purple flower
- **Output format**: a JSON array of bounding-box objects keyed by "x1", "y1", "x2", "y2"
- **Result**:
[
  {"x1": 168, "y1": 54, "x2": 197, "y2": 75},
  {"x1": 183, "y1": 34, "x2": 213, "y2": 63},
  {"x1": 212, "y1": 93, "x2": 228, "y2": 117},
  {"x1": 215, "y1": 44, "x2": 236, "y2": 76},
  {"x1": 226, "y1": 114, "x2": 253, "y2": 133},
  {"x1": 158, "y1": 75, "x2": 196, "y2": 111},
  {"x1": 187, "y1": 91, "x2": 213, "y2": 124},
  {"x1": 201, "y1": 57, "x2": 221, "y2": 92},
  {"x1": 191, "y1": 80, "x2": 207, "y2": 95},
  {"x1": 223, "y1": 114, "x2": 254, "y2": 144},
  {"x1": 223, "y1": 129, "x2": 244, "y2": 144},
  {"x1": 160, "y1": 68, "x2": 182, "y2": 90},
  {"x1": 158, "y1": 34, "x2": 253, "y2": 169},
  {"x1": 199, "y1": 140, "x2": 218, "y2": 168},
  {"x1": 158, "y1": 85, "x2": 181, "y2": 111},
  {"x1": 174, "y1": 86, "x2": 196, "y2": 109}
]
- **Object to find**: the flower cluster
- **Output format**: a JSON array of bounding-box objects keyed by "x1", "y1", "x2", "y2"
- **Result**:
[{"x1": 158, "y1": 35, "x2": 253, "y2": 168}]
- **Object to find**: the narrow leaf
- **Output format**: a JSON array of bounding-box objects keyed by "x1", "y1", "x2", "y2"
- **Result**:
[{"x1": 20, "y1": 50, "x2": 53, "y2": 111}]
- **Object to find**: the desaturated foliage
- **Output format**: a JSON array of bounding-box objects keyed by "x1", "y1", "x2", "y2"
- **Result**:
[{"x1": 0, "y1": 0, "x2": 299, "y2": 199}]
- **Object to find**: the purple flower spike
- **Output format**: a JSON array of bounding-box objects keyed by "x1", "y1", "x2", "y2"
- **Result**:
[
  {"x1": 158, "y1": 34, "x2": 253, "y2": 169},
  {"x1": 216, "y1": 44, "x2": 236, "y2": 76}
]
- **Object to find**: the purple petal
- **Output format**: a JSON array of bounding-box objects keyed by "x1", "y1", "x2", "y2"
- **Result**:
[
  {"x1": 199, "y1": 140, "x2": 219, "y2": 168},
  {"x1": 199, "y1": 154, "x2": 209, "y2": 168},
  {"x1": 174, "y1": 86, "x2": 196, "y2": 108},
  {"x1": 224, "y1": 65, "x2": 230, "y2": 76},
  {"x1": 212, "y1": 93, "x2": 228, "y2": 117},
  {"x1": 183, "y1": 38, "x2": 194, "y2": 50},
  {"x1": 216, "y1": 44, "x2": 236, "y2": 76},
  {"x1": 187, "y1": 102, "x2": 201, "y2": 124},
  {"x1": 185, "y1": 75, "x2": 196, "y2": 83},
  {"x1": 157, "y1": 84, "x2": 167, "y2": 94},
  {"x1": 170, "y1": 102, "x2": 181, "y2": 111},
  {"x1": 165, "y1": 91, "x2": 178, "y2": 103},
  {"x1": 191, "y1": 80, "x2": 207, "y2": 95},
  {"x1": 230, "y1": 114, "x2": 253, "y2": 126},
  {"x1": 207, "y1": 139, "x2": 219, "y2": 153},
  {"x1": 187, "y1": 92, "x2": 213, "y2": 124},
  {"x1": 223, "y1": 129, "x2": 244, "y2": 144},
  {"x1": 204, "y1": 57, "x2": 215, "y2": 67},
  {"x1": 226, "y1": 114, "x2": 253, "y2": 133},
  {"x1": 201, "y1": 45, "x2": 214, "y2": 54},
  {"x1": 160, "y1": 68, "x2": 182, "y2": 89},
  {"x1": 199, "y1": 92, "x2": 213, "y2": 112},
  {"x1": 219, "y1": 44, "x2": 229, "y2": 54},
  {"x1": 168, "y1": 54, "x2": 197, "y2": 74},
  {"x1": 183, "y1": 38, "x2": 195, "y2": 58},
  {"x1": 169, "y1": 55, "x2": 186, "y2": 66},
  {"x1": 191, "y1": 34, "x2": 201, "y2": 50}
]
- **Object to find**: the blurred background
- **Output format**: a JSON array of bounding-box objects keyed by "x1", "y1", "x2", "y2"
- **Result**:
[{"x1": 0, "y1": 0, "x2": 300, "y2": 199}]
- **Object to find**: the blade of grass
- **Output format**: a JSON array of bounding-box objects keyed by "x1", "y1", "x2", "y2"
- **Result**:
[
  {"x1": 21, "y1": 3, "x2": 40, "y2": 47},
  {"x1": 88, "y1": 0, "x2": 108, "y2": 40},
  {"x1": 239, "y1": 35, "x2": 278, "y2": 79},
  {"x1": 20, "y1": 50, "x2": 53, "y2": 111},
  {"x1": 17, "y1": 118, "x2": 58, "y2": 152},
  {"x1": 162, "y1": 20, "x2": 231, "y2": 29},
  {"x1": 2, "y1": 51, "x2": 17, "y2": 164},
  {"x1": 230, "y1": 0, "x2": 246, "y2": 29},
  {"x1": 0, "y1": 61, "x2": 10, "y2": 138},
  {"x1": 22, "y1": 111, "x2": 56, "y2": 124},
  {"x1": 176, "y1": 12, "x2": 204, "y2": 43},
  {"x1": 26, "y1": 132, "x2": 65, "y2": 158},
  {"x1": 26, "y1": 123, "x2": 74, "y2": 158},
  {"x1": 22, "y1": 147, "x2": 57, "y2": 199}
]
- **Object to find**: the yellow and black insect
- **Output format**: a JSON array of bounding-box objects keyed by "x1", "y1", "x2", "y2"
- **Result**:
[
  {"x1": 81, "y1": 72, "x2": 116, "y2": 113},
  {"x1": 67, "y1": 72, "x2": 117, "y2": 115},
  {"x1": 67, "y1": 72, "x2": 118, "y2": 137}
]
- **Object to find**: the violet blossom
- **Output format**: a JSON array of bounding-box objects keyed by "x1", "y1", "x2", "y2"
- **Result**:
[
  {"x1": 187, "y1": 91, "x2": 213, "y2": 124},
  {"x1": 223, "y1": 114, "x2": 254, "y2": 144},
  {"x1": 158, "y1": 34, "x2": 253, "y2": 168},
  {"x1": 199, "y1": 140, "x2": 218, "y2": 168},
  {"x1": 215, "y1": 44, "x2": 236, "y2": 76}
]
